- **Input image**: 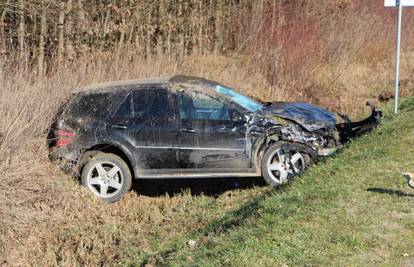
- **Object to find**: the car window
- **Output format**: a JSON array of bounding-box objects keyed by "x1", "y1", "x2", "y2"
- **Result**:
[
  {"x1": 113, "y1": 93, "x2": 132, "y2": 118},
  {"x1": 176, "y1": 90, "x2": 231, "y2": 121},
  {"x1": 215, "y1": 85, "x2": 264, "y2": 112},
  {"x1": 64, "y1": 91, "x2": 125, "y2": 119},
  {"x1": 192, "y1": 93, "x2": 223, "y2": 109},
  {"x1": 133, "y1": 88, "x2": 173, "y2": 118}
]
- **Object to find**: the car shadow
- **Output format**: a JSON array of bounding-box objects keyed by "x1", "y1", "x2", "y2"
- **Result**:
[
  {"x1": 131, "y1": 177, "x2": 266, "y2": 197},
  {"x1": 367, "y1": 187, "x2": 414, "y2": 197}
]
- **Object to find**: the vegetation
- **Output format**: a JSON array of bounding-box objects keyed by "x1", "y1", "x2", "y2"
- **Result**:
[{"x1": 1, "y1": 0, "x2": 414, "y2": 266}]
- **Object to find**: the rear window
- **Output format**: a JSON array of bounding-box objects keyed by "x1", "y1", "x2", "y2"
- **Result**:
[
  {"x1": 63, "y1": 92, "x2": 125, "y2": 119},
  {"x1": 133, "y1": 88, "x2": 173, "y2": 118}
]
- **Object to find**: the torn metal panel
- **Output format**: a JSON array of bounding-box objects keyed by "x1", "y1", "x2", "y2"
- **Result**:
[{"x1": 335, "y1": 102, "x2": 382, "y2": 143}]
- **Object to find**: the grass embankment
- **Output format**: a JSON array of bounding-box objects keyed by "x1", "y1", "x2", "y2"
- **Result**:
[{"x1": 137, "y1": 99, "x2": 414, "y2": 266}]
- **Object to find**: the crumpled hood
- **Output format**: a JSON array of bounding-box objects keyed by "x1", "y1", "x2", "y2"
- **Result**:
[{"x1": 264, "y1": 102, "x2": 337, "y2": 131}]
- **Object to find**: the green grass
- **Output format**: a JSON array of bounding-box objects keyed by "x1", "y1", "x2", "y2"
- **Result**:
[{"x1": 132, "y1": 98, "x2": 414, "y2": 266}]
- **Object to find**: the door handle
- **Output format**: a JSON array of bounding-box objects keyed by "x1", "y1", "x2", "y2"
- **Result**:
[
  {"x1": 180, "y1": 128, "x2": 196, "y2": 133},
  {"x1": 112, "y1": 124, "x2": 128, "y2": 130}
]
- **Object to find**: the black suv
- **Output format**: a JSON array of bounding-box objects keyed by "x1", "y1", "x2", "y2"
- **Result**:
[{"x1": 49, "y1": 75, "x2": 381, "y2": 202}]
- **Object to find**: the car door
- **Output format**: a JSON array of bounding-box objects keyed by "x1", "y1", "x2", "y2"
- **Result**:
[
  {"x1": 174, "y1": 88, "x2": 251, "y2": 172},
  {"x1": 110, "y1": 86, "x2": 180, "y2": 172}
]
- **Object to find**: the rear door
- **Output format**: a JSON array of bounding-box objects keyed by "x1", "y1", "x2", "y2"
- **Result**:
[
  {"x1": 110, "y1": 86, "x2": 180, "y2": 173},
  {"x1": 174, "y1": 88, "x2": 251, "y2": 172}
]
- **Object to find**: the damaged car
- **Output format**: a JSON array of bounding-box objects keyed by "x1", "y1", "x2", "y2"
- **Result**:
[{"x1": 48, "y1": 75, "x2": 382, "y2": 202}]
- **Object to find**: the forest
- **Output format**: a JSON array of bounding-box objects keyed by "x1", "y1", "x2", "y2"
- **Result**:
[
  {"x1": 1, "y1": 0, "x2": 289, "y2": 74},
  {"x1": 2, "y1": 0, "x2": 410, "y2": 103}
]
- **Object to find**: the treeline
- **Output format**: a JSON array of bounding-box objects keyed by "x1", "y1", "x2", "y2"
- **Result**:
[
  {"x1": 1, "y1": 0, "x2": 404, "y2": 92},
  {"x1": 0, "y1": 0, "x2": 292, "y2": 73}
]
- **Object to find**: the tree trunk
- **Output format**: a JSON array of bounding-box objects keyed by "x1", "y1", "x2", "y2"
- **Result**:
[
  {"x1": 166, "y1": 1, "x2": 173, "y2": 55},
  {"x1": 38, "y1": 5, "x2": 47, "y2": 80},
  {"x1": 183, "y1": 1, "x2": 189, "y2": 57},
  {"x1": 116, "y1": 17, "x2": 126, "y2": 63},
  {"x1": 101, "y1": 5, "x2": 111, "y2": 49},
  {"x1": 178, "y1": 0, "x2": 185, "y2": 59},
  {"x1": 65, "y1": 0, "x2": 74, "y2": 60},
  {"x1": 197, "y1": 0, "x2": 203, "y2": 55},
  {"x1": 31, "y1": 10, "x2": 38, "y2": 61},
  {"x1": 0, "y1": 1, "x2": 10, "y2": 53},
  {"x1": 214, "y1": 0, "x2": 222, "y2": 55},
  {"x1": 271, "y1": 0, "x2": 277, "y2": 41},
  {"x1": 277, "y1": 0, "x2": 284, "y2": 38},
  {"x1": 58, "y1": 1, "x2": 65, "y2": 66},
  {"x1": 134, "y1": 4, "x2": 144, "y2": 56},
  {"x1": 77, "y1": 0, "x2": 85, "y2": 55},
  {"x1": 18, "y1": 0, "x2": 25, "y2": 64},
  {"x1": 237, "y1": 0, "x2": 245, "y2": 45},
  {"x1": 157, "y1": 0, "x2": 165, "y2": 57},
  {"x1": 146, "y1": 3, "x2": 153, "y2": 59}
]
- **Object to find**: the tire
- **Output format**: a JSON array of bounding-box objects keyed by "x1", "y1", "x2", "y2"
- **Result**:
[
  {"x1": 261, "y1": 142, "x2": 306, "y2": 187},
  {"x1": 81, "y1": 152, "x2": 132, "y2": 203}
]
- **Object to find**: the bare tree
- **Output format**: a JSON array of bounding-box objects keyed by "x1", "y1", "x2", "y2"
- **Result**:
[
  {"x1": 38, "y1": 2, "x2": 47, "y2": 79},
  {"x1": 18, "y1": 0, "x2": 25, "y2": 63},
  {"x1": 0, "y1": 0, "x2": 10, "y2": 52},
  {"x1": 57, "y1": 1, "x2": 65, "y2": 65},
  {"x1": 0, "y1": 0, "x2": 299, "y2": 74}
]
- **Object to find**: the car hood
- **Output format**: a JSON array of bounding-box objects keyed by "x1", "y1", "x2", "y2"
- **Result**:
[{"x1": 264, "y1": 102, "x2": 337, "y2": 131}]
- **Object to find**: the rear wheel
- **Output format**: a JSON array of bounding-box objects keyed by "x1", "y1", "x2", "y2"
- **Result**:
[
  {"x1": 81, "y1": 152, "x2": 132, "y2": 203},
  {"x1": 261, "y1": 142, "x2": 306, "y2": 187}
]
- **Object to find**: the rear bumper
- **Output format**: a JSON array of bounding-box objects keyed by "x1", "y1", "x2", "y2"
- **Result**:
[{"x1": 49, "y1": 147, "x2": 80, "y2": 175}]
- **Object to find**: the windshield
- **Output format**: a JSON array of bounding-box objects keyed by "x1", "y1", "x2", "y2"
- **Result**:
[{"x1": 215, "y1": 85, "x2": 264, "y2": 112}]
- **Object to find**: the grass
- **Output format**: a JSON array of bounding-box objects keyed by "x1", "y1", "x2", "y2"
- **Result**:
[{"x1": 133, "y1": 98, "x2": 414, "y2": 266}]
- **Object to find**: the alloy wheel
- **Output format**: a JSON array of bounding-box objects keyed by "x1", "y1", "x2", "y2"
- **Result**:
[
  {"x1": 266, "y1": 148, "x2": 305, "y2": 185},
  {"x1": 86, "y1": 161, "x2": 124, "y2": 198}
]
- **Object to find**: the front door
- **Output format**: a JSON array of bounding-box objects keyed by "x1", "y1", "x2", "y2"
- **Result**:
[{"x1": 174, "y1": 89, "x2": 251, "y2": 172}]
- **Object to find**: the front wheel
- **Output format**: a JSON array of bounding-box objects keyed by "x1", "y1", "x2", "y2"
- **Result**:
[
  {"x1": 261, "y1": 143, "x2": 306, "y2": 187},
  {"x1": 81, "y1": 152, "x2": 132, "y2": 203}
]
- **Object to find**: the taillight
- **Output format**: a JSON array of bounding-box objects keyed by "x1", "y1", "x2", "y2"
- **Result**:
[{"x1": 55, "y1": 129, "x2": 76, "y2": 148}]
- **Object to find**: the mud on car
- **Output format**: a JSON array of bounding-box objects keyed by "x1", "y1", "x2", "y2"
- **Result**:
[{"x1": 48, "y1": 75, "x2": 382, "y2": 202}]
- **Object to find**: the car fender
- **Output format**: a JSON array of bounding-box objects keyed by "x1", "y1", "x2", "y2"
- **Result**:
[{"x1": 84, "y1": 138, "x2": 137, "y2": 170}]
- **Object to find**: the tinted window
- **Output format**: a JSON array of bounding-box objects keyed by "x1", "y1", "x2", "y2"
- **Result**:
[
  {"x1": 176, "y1": 90, "x2": 231, "y2": 121},
  {"x1": 133, "y1": 88, "x2": 172, "y2": 118},
  {"x1": 64, "y1": 92, "x2": 124, "y2": 119},
  {"x1": 114, "y1": 93, "x2": 132, "y2": 118}
]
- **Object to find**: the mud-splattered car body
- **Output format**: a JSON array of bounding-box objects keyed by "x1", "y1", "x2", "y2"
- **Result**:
[{"x1": 49, "y1": 75, "x2": 381, "y2": 188}]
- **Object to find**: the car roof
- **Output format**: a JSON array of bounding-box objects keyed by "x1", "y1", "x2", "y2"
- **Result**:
[{"x1": 74, "y1": 75, "x2": 217, "y2": 95}]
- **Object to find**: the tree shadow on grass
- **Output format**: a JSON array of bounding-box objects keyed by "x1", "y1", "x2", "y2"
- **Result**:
[
  {"x1": 367, "y1": 187, "x2": 414, "y2": 197},
  {"x1": 131, "y1": 177, "x2": 266, "y2": 197}
]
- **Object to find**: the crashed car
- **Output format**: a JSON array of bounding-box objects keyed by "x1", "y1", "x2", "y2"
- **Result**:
[{"x1": 48, "y1": 75, "x2": 382, "y2": 202}]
